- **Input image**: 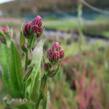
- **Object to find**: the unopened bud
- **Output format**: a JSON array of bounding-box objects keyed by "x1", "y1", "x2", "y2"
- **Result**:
[
  {"x1": 23, "y1": 21, "x2": 32, "y2": 38},
  {"x1": 47, "y1": 42, "x2": 64, "y2": 62},
  {"x1": 0, "y1": 26, "x2": 9, "y2": 33},
  {"x1": 31, "y1": 16, "x2": 43, "y2": 37}
]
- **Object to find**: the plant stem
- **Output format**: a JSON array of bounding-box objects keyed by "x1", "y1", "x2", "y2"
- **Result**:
[
  {"x1": 25, "y1": 51, "x2": 28, "y2": 71},
  {"x1": 35, "y1": 74, "x2": 48, "y2": 109},
  {"x1": 77, "y1": 0, "x2": 84, "y2": 51}
]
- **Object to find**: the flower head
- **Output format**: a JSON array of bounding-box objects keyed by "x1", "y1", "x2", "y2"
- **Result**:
[
  {"x1": 23, "y1": 15, "x2": 43, "y2": 38},
  {"x1": 0, "y1": 26, "x2": 9, "y2": 33},
  {"x1": 31, "y1": 25, "x2": 43, "y2": 37},
  {"x1": 31, "y1": 16, "x2": 43, "y2": 37},
  {"x1": 0, "y1": 26, "x2": 9, "y2": 43},
  {"x1": 32, "y1": 16, "x2": 42, "y2": 27},
  {"x1": 23, "y1": 21, "x2": 32, "y2": 37},
  {"x1": 47, "y1": 42, "x2": 64, "y2": 62},
  {"x1": 59, "y1": 48, "x2": 64, "y2": 58}
]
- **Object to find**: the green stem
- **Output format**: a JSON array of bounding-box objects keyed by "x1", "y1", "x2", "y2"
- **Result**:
[
  {"x1": 35, "y1": 74, "x2": 48, "y2": 109},
  {"x1": 25, "y1": 51, "x2": 28, "y2": 71},
  {"x1": 77, "y1": 0, "x2": 84, "y2": 51},
  {"x1": 35, "y1": 94, "x2": 42, "y2": 109},
  {"x1": 28, "y1": 35, "x2": 36, "y2": 50},
  {"x1": 24, "y1": 35, "x2": 36, "y2": 78}
]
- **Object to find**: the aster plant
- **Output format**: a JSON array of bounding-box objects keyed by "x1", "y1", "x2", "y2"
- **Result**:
[{"x1": 0, "y1": 16, "x2": 64, "y2": 109}]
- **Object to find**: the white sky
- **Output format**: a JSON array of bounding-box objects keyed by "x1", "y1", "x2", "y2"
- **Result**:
[{"x1": 0, "y1": 0, "x2": 13, "y2": 4}]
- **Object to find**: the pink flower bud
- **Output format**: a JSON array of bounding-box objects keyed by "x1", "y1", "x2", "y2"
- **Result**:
[
  {"x1": 23, "y1": 16, "x2": 43, "y2": 38},
  {"x1": 52, "y1": 42, "x2": 61, "y2": 51},
  {"x1": 23, "y1": 21, "x2": 32, "y2": 37},
  {"x1": 60, "y1": 48, "x2": 64, "y2": 58},
  {"x1": 47, "y1": 42, "x2": 64, "y2": 62},
  {"x1": 47, "y1": 48, "x2": 53, "y2": 61},
  {"x1": 32, "y1": 16, "x2": 42, "y2": 27},
  {"x1": 53, "y1": 51, "x2": 60, "y2": 60},
  {"x1": 31, "y1": 25, "x2": 43, "y2": 37},
  {"x1": 31, "y1": 16, "x2": 43, "y2": 37},
  {"x1": 0, "y1": 26, "x2": 9, "y2": 33}
]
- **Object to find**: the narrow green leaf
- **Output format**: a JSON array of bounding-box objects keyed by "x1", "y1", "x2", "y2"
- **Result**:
[
  {"x1": 25, "y1": 39, "x2": 44, "y2": 102},
  {"x1": 9, "y1": 42, "x2": 24, "y2": 97},
  {"x1": 0, "y1": 44, "x2": 12, "y2": 94},
  {"x1": 20, "y1": 31, "x2": 25, "y2": 48},
  {"x1": 0, "y1": 41, "x2": 24, "y2": 97},
  {"x1": 42, "y1": 90, "x2": 49, "y2": 109}
]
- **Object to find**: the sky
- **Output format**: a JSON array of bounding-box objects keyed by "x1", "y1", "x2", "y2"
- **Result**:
[{"x1": 0, "y1": 0, "x2": 13, "y2": 4}]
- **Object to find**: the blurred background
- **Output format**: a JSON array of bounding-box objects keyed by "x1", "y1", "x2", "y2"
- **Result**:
[{"x1": 0, "y1": 0, "x2": 109, "y2": 109}]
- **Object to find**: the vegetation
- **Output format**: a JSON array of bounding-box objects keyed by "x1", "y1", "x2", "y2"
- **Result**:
[
  {"x1": 0, "y1": 0, "x2": 109, "y2": 109},
  {"x1": 0, "y1": 16, "x2": 64, "y2": 109}
]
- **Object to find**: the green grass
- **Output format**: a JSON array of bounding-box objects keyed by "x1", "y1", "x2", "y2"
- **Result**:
[
  {"x1": 62, "y1": 40, "x2": 107, "y2": 57},
  {"x1": 44, "y1": 18, "x2": 79, "y2": 31},
  {"x1": 103, "y1": 32, "x2": 109, "y2": 38},
  {"x1": 44, "y1": 17, "x2": 109, "y2": 37},
  {"x1": 0, "y1": 103, "x2": 4, "y2": 109},
  {"x1": 0, "y1": 22, "x2": 21, "y2": 28}
]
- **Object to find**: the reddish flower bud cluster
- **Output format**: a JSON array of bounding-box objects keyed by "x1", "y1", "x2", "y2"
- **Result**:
[
  {"x1": 0, "y1": 26, "x2": 9, "y2": 33},
  {"x1": 23, "y1": 16, "x2": 43, "y2": 38},
  {"x1": 47, "y1": 42, "x2": 64, "y2": 62},
  {"x1": 23, "y1": 21, "x2": 32, "y2": 37}
]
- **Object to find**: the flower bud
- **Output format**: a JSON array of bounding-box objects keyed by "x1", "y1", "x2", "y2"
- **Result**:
[
  {"x1": 47, "y1": 42, "x2": 64, "y2": 62},
  {"x1": 59, "y1": 48, "x2": 64, "y2": 58},
  {"x1": 23, "y1": 16, "x2": 43, "y2": 38},
  {"x1": 53, "y1": 51, "x2": 60, "y2": 60},
  {"x1": 31, "y1": 16, "x2": 43, "y2": 37},
  {"x1": 52, "y1": 42, "x2": 61, "y2": 51},
  {"x1": 32, "y1": 16, "x2": 42, "y2": 27},
  {"x1": 0, "y1": 26, "x2": 9, "y2": 43},
  {"x1": 23, "y1": 21, "x2": 32, "y2": 37},
  {"x1": 31, "y1": 25, "x2": 43, "y2": 37},
  {"x1": 0, "y1": 26, "x2": 9, "y2": 33}
]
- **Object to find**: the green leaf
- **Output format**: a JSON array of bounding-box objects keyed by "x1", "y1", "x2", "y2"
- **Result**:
[
  {"x1": 42, "y1": 91, "x2": 49, "y2": 109},
  {"x1": 0, "y1": 31, "x2": 5, "y2": 37},
  {"x1": 25, "y1": 39, "x2": 44, "y2": 102},
  {"x1": 0, "y1": 44, "x2": 12, "y2": 94},
  {"x1": 20, "y1": 31, "x2": 25, "y2": 48},
  {"x1": 0, "y1": 41, "x2": 24, "y2": 97}
]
